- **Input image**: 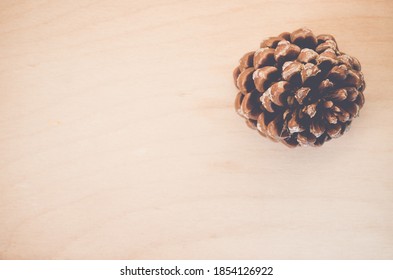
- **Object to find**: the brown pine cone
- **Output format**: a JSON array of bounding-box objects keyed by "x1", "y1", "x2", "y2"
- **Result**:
[{"x1": 233, "y1": 28, "x2": 365, "y2": 147}]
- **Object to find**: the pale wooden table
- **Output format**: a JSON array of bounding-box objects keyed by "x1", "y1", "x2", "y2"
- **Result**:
[{"x1": 0, "y1": 0, "x2": 392, "y2": 260}]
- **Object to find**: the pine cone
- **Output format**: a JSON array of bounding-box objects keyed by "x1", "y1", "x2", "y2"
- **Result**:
[{"x1": 233, "y1": 28, "x2": 365, "y2": 147}]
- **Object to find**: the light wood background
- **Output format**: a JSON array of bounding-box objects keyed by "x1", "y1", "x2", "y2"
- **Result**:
[{"x1": 0, "y1": 0, "x2": 392, "y2": 260}]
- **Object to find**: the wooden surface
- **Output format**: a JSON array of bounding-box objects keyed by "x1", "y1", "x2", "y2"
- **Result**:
[{"x1": 0, "y1": 0, "x2": 392, "y2": 260}]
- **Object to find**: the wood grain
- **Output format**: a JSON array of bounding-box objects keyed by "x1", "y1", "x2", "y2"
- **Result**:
[{"x1": 0, "y1": 0, "x2": 392, "y2": 259}]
